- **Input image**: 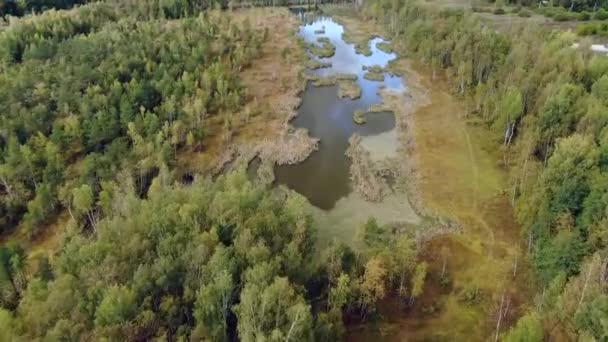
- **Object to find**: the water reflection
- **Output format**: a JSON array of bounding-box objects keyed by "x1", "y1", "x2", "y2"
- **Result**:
[{"x1": 274, "y1": 16, "x2": 406, "y2": 210}]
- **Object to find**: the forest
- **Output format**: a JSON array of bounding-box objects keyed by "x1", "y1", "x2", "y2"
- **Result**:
[
  {"x1": 362, "y1": 0, "x2": 608, "y2": 339},
  {"x1": 2, "y1": 0, "x2": 608, "y2": 339},
  {"x1": 0, "y1": 1, "x2": 430, "y2": 340}
]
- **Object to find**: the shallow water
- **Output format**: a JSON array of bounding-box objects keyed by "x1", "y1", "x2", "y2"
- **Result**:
[{"x1": 274, "y1": 16, "x2": 406, "y2": 210}]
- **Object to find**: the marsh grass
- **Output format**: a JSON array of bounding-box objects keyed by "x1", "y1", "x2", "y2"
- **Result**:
[
  {"x1": 376, "y1": 41, "x2": 393, "y2": 53},
  {"x1": 363, "y1": 70, "x2": 385, "y2": 81},
  {"x1": 305, "y1": 58, "x2": 331, "y2": 69},
  {"x1": 363, "y1": 64, "x2": 386, "y2": 73},
  {"x1": 353, "y1": 109, "x2": 366, "y2": 124},
  {"x1": 308, "y1": 39, "x2": 335, "y2": 58},
  {"x1": 338, "y1": 79, "x2": 362, "y2": 100}
]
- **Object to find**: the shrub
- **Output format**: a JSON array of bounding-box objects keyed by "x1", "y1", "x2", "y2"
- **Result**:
[
  {"x1": 577, "y1": 23, "x2": 598, "y2": 36},
  {"x1": 594, "y1": 8, "x2": 608, "y2": 20},
  {"x1": 472, "y1": 6, "x2": 491, "y2": 13},
  {"x1": 577, "y1": 11, "x2": 591, "y2": 21},
  {"x1": 554, "y1": 12, "x2": 577, "y2": 21},
  {"x1": 510, "y1": 5, "x2": 522, "y2": 14},
  {"x1": 518, "y1": 9, "x2": 533, "y2": 17},
  {"x1": 542, "y1": 6, "x2": 561, "y2": 18},
  {"x1": 493, "y1": 7, "x2": 506, "y2": 15},
  {"x1": 542, "y1": 6, "x2": 577, "y2": 21}
]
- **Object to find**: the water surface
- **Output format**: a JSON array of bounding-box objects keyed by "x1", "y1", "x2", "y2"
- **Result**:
[{"x1": 274, "y1": 16, "x2": 406, "y2": 210}]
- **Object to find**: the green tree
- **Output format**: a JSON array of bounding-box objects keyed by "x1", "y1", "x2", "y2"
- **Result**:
[
  {"x1": 503, "y1": 311, "x2": 544, "y2": 342},
  {"x1": 409, "y1": 261, "x2": 427, "y2": 305},
  {"x1": 72, "y1": 184, "x2": 96, "y2": 229},
  {"x1": 235, "y1": 273, "x2": 313, "y2": 342},
  {"x1": 94, "y1": 285, "x2": 137, "y2": 327},
  {"x1": 194, "y1": 270, "x2": 234, "y2": 340},
  {"x1": 575, "y1": 295, "x2": 608, "y2": 340}
]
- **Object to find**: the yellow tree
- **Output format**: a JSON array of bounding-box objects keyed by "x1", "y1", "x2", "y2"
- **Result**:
[{"x1": 359, "y1": 256, "x2": 387, "y2": 318}]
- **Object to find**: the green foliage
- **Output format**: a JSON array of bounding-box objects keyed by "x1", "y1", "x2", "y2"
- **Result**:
[
  {"x1": 595, "y1": 8, "x2": 608, "y2": 20},
  {"x1": 575, "y1": 294, "x2": 608, "y2": 340},
  {"x1": 518, "y1": 9, "x2": 533, "y2": 17},
  {"x1": 363, "y1": 0, "x2": 608, "y2": 338},
  {"x1": 503, "y1": 311, "x2": 544, "y2": 342},
  {"x1": 235, "y1": 273, "x2": 314, "y2": 341},
  {"x1": 0, "y1": 308, "x2": 15, "y2": 341},
  {"x1": 0, "y1": 1, "x2": 266, "y2": 235},
  {"x1": 94, "y1": 285, "x2": 137, "y2": 326},
  {"x1": 0, "y1": 0, "x2": 94, "y2": 18},
  {"x1": 3, "y1": 172, "x2": 321, "y2": 340}
]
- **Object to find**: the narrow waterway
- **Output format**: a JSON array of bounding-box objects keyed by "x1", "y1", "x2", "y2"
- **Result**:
[{"x1": 274, "y1": 15, "x2": 405, "y2": 210}]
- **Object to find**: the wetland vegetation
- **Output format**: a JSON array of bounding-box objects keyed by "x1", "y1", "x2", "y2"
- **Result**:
[{"x1": 1, "y1": 0, "x2": 607, "y2": 341}]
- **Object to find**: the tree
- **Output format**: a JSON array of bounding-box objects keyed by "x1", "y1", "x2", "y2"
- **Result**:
[
  {"x1": 359, "y1": 256, "x2": 387, "y2": 316},
  {"x1": 494, "y1": 86, "x2": 523, "y2": 145},
  {"x1": 194, "y1": 270, "x2": 234, "y2": 340},
  {"x1": 72, "y1": 184, "x2": 97, "y2": 230},
  {"x1": 503, "y1": 311, "x2": 544, "y2": 342},
  {"x1": 409, "y1": 261, "x2": 427, "y2": 305},
  {"x1": 357, "y1": 217, "x2": 387, "y2": 252},
  {"x1": 329, "y1": 273, "x2": 351, "y2": 311},
  {"x1": 391, "y1": 235, "x2": 417, "y2": 300},
  {"x1": 94, "y1": 285, "x2": 137, "y2": 327},
  {"x1": 235, "y1": 274, "x2": 313, "y2": 342},
  {"x1": 575, "y1": 295, "x2": 608, "y2": 340}
]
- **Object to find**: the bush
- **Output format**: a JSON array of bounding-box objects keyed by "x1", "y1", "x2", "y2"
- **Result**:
[
  {"x1": 542, "y1": 6, "x2": 561, "y2": 18},
  {"x1": 577, "y1": 11, "x2": 591, "y2": 21},
  {"x1": 518, "y1": 9, "x2": 533, "y2": 17},
  {"x1": 493, "y1": 7, "x2": 506, "y2": 15},
  {"x1": 510, "y1": 5, "x2": 522, "y2": 14},
  {"x1": 577, "y1": 23, "x2": 598, "y2": 36},
  {"x1": 554, "y1": 12, "x2": 577, "y2": 21},
  {"x1": 472, "y1": 6, "x2": 492, "y2": 13},
  {"x1": 542, "y1": 6, "x2": 577, "y2": 21},
  {"x1": 576, "y1": 22, "x2": 608, "y2": 36},
  {"x1": 594, "y1": 8, "x2": 608, "y2": 20}
]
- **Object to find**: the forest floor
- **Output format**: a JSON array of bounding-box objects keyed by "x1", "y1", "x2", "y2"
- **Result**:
[{"x1": 322, "y1": 5, "x2": 536, "y2": 341}]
